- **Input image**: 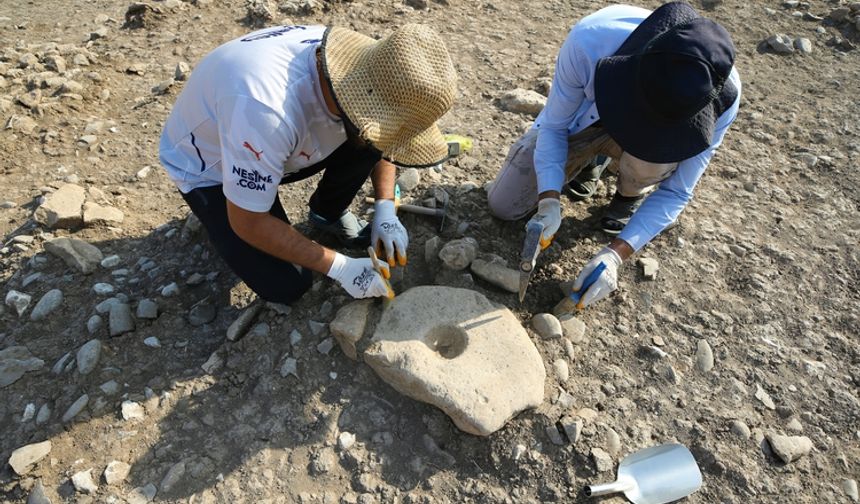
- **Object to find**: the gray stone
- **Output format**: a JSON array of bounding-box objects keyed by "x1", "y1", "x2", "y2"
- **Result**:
[
  {"x1": 174, "y1": 61, "x2": 191, "y2": 81},
  {"x1": 101, "y1": 254, "x2": 121, "y2": 268},
  {"x1": 62, "y1": 394, "x2": 89, "y2": 422},
  {"x1": 87, "y1": 315, "x2": 103, "y2": 334},
  {"x1": 121, "y1": 400, "x2": 145, "y2": 421},
  {"x1": 794, "y1": 37, "x2": 813, "y2": 54},
  {"x1": 93, "y1": 282, "x2": 115, "y2": 296},
  {"x1": 438, "y1": 237, "x2": 478, "y2": 270},
  {"x1": 766, "y1": 433, "x2": 813, "y2": 464},
  {"x1": 160, "y1": 282, "x2": 179, "y2": 297},
  {"x1": 104, "y1": 460, "x2": 131, "y2": 485},
  {"x1": 34, "y1": 183, "x2": 85, "y2": 228},
  {"x1": 5, "y1": 290, "x2": 32, "y2": 316},
  {"x1": 136, "y1": 299, "x2": 158, "y2": 319},
  {"x1": 317, "y1": 337, "x2": 334, "y2": 354},
  {"x1": 499, "y1": 88, "x2": 547, "y2": 116},
  {"x1": 308, "y1": 319, "x2": 327, "y2": 336},
  {"x1": 591, "y1": 447, "x2": 614, "y2": 472},
  {"x1": 27, "y1": 479, "x2": 50, "y2": 504},
  {"x1": 695, "y1": 339, "x2": 714, "y2": 372},
  {"x1": 127, "y1": 483, "x2": 158, "y2": 504},
  {"x1": 201, "y1": 351, "x2": 224, "y2": 374},
  {"x1": 83, "y1": 201, "x2": 124, "y2": 225},
  {"x1": 30, "y1": 289, "x2": 63, "y2": 321},
  {"x1": 638, "y1": 257, "x2": 659, "y2": 280},
  {"x1": 546, "y1": 425, "x2": 565, "y2": 445},
  {"x1": 188, "y1": 303, "x2": 216, "y2": 326},
  {"x1": 531, "y1": 313, "x2": 562, "y2": 339},
  {"x1": 22, "y1": 272, "x2": 43, "y2": 288},
  {"x1": 396, "y1": 168, "x2": 421, "y2": 192},
  {"x1": 71, "y1": 468, "x2": 98, "y2": 493},
  {"x1": 100, "y1": 380, "x2": 120, "y2": 395},
  {"x1": 8, "y1": 440, "x2": 52, "y2": 475},
  {"x1": 279, "y1": 356, "x2": 298, "y2": 378},
  {"x1": 76, "y1": 339, "x2": 101, "y2": 375},
  {"x1": 470, "y1": 258, "x2": 519, "y2": 293},
  {"x1": 560, "y1": 416, "x2": 583, "y2": 444},
  {"x1": 152, "y1": 78, "x2": 175, "y2": 95},
  {"x1": 553, "y1": 358, "x2": 569, "y2": 382},
  {"x1": 265, "y1": 301, "x2": 291, "y2": 315},
  {"x1": 310, "y1": 448, "x2": 336, "y2": 475},
  {"x1": 226, "y1": 302, "x2": 263, "y2": 341},
  {"x1": 730, "y1": 419, "x2": 751, "y2": 439},
  {"x1": 51, "y1": 352, "x2": 72, "y2": 375},
  {"x1": 755, "y1": 384, "x2": 776, "y2": 410},
  {"x1": 0, "y1": 346, "x2": 45, "y2": 387},
  {"x1": 143, "y1": 337, "x2": 160, "y2": 348},
  {"x1": 843, "y1": 479, "x2": 858, "y2": 503},
  {"x1": 35, "y1": 403, "x2": 51, "y2": 424},
  {"x1": 289, "y1": 329, "x2": 302, "y2": 345},
  {"x1": 559, "y1": 315, "x2": 586, "y2": 343},
  {"x1": 96, "y1": 297, "x2": 121, "y2": 314},
  {"x1": 424, "y1": 236, "x2": 441, "y2": 263},
  {"x1": 767, "y1": 34, "x2": 794, "y2": 54},
  {"x1": 109, "y1": 303, "x2": 135, "y2": 336},
  {"x1": 44, "y1": 237, "x2": 103, "y2": 274},
  {"x1": 160, "y1": 460, "x2": 186, "y2": 493},
  {"x1": 330, "y1": 299, "x2": 373, "y2": 360},
  {"x1": 364, "y1": 286, "x2": 545, "y2": 436}
]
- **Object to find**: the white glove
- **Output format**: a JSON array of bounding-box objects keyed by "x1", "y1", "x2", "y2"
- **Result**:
[
  {"x1": 527, "y1": 198, "x2": 561, "y2": 249},
  {"x1": 371, "y1": 199, "x2": 408, "y2": 266},
  {"x1": 326, "y1": 252, "x2": 392, "y2": 299},
  {"x1": 571, "y1": 247, "x2": 623, "y2": 308}
]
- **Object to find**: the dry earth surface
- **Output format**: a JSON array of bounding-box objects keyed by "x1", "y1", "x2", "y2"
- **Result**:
[{"x1": 0, "y1": 0, "x2": 859, "y2": 503}]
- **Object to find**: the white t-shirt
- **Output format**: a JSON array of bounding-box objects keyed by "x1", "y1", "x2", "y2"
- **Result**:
[{"x1": 159, "y1": 25, "x2": 348, "y2": 212}]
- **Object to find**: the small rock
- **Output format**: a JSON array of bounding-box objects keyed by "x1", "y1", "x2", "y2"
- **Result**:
[
  {"x1": 93, "y1": 282, "x2": 115, "y2": 296},
  {"x1": 310, "y1": 448, "x2": 336, "y2": 475},
  {"x1": 767, "y1": 34, "x2": 794, "y2": 54},
  {"x1": 201, "y1": 351, "x2": 224, "y2": 374},
  {"x1": 308, "y1": 320, "x2": 327, "y2": 336},
  {"x1": 786, "y1": 418, "x2": 803, "y2": 432},
  {"x1": 100, "y1": 380, "x2": 120, "y2": 395},
  {"x1": 62, "y1": 394, "x2": 89, "y2": 422},
  {"x1": 188, "y1": 303, "x2": 216, "y2": 326},
  {"x1": 104, "y1": 460, "x2": 131, "y2": 485},
  {"x1": 330, "y1": 299, "x2": 373, "y2": 360},
  {"x1": 606, "y1": 428, "x2": 622, "y2": 456},
  {"x1": 730, "y1": 419, "x2": 751, "y2": 439},
  {"x1": 546, "y1": 424, "x2": 565, "y2": 445},
  {"x1": 794, "y1": 37, "x2": 813, "y2": 54},
  {"x1": 30, "y1": 289, "x2": 63, "y2": 321},
  {"x1": 27, "y1": 479, "x2": 51, "y2": 504},
  {"x1": 83, "y1": 201, "x2": 124, "y2": 225},
  {"x1": 44, "y1": 237, "x2": 104, "y2": 274},
  {"x1": 22, "y1": 403, "x2": 35, "y2": 422},
  {"x1": 128, "y1": 483, "x2": 158, "y2": 504},
  {"x1": 136, "y1": 165, "x2": 152, "y2": 179},
  {"x1": 5, "y1": 290, "x2": 32, "y2": 317},
  {"x1": 109, "y1": 303, "x2": 135, "y2": 336},
  {"x1": 338, "y1": 431, "x2": 356, "y2": 451},
  {"x1": 34, "y1": 184, "x2": 85, "y2": 228},
  {"x1": 121, "y1": 400, "x2": 145, "y2": 420},
  {"x1": 152, "y1": 78, "x2": 175, "y2": 95},
  {"x1": 279, "y1": 356, "x2": 298, "y2": 378},
  {"x1": 160, "y1": 460, "x2": 186, "y2": 493},
  {"x1": 843, "y1": 479, "x2": 859, "y2": 503},
  {"x1": 174, "y1": 62, "x2": 190, "y2": 81},
  {"x1": 35, "y1": 403, "x2": 51, "y2": 424},
  {"x1": 695, "y1": 339, "x2": 714, "y2": 372},
  {"x1": 87, "y1": 315, "x2": 103, "y2": 334},
  {"x1": 143, "y1": 337, "x2": 161, "y2": 348},
  {"x1": 438, "y1": 237, "x2": 478, "y2": 270},
  {"x1": 101, "y1": 255, "x2": 121, "y2": 268},
  {"x1": 638, "y1": 257, "x2": 659, "y2": 280},
  {"x1": 755, "y1": 384, "x2": 776, "y2": 410},
  {"x1": 560, "y1": 416, "x2": 582, "y2": 444},
  {"x1": 396, "y1": 168, "x2": 421, "y2": 192},
  {"x1": 136, "y1": 299, "x2": 159, "y2": 319},
  {"x1": 766, "y1": 433, "x2": 813, "y2": 464},
  {"x1": 289, "y1": 329, "x2": 302, "y2": 345},
  {"x1": 71, "y1": 468, "x2": 98, "y2": 493},
  {"x1": 96, "y1": 298, "x2": 121, "y2": 314},
  {"x1": 22, "y1": 273, "x2": 43, "y2": 288},
  {"x1": 499, "y1": 88, "x2": 547, "y2": 115},
  {"x1": 553, "y1": 359, "x2": 569, "y2": 382},
  {"x1": 186, "y1": 272, "x2": 205, "y2": 286},
  {"x1": 160, "y1": 282, "x2": 179, "y2": 297},
  {"x1": 424, "y1": 236, "x2": 441, "y2": 263},
  {"x1": 469, "y1": 258, "x2": 519, "y2": 293},
  {"x1": 226, "y1": 302, "x2": 262, "y2": 341},
  {"x1": 317, "y1": 337, "x2": 334, "y2": 354},
  {"x1": 8, "y1": 440, "x2": 52, "y2": 475},
  {"x1": 512, "y1": 444, "x2": 527, "y2": 460},
  {"x1": 558, "y1": 315, "x2": 586, "y2": 343},
  {"x1": 76, "y1": 339, "x2": 102, "y2": 375},
  {"x1": 531, "y1": 313, "x2": 562, "y2": 339},
  {"x1": 591, "y1": 447, "x2": 614, "y2": 472}
]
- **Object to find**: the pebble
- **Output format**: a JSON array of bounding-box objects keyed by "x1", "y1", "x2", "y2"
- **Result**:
[
  {"x1": 29, "y1": 289, "x2": 63, "y2": 321},
  {"x1": 766, "y1": 433, "x2": 813, "y2": 464},
  {"x1": 62, "y1": 394, "x2": 89, "y2": 422},
  {"x1": 560, "y1": 416, "x2": 583, "y2": 444},
  {"x1": 128, "y1": 483, "x2": 158, "y2": 504},
  {"x1": 553, "y1": 359, "x2": 569, "y2": 382},
  {"x1": 308, "y1": 320, "x2": 326, "y2": 336},
  {"x1": 786, "y1": 418, "x2": 803, "y2": 432},
  {"x1": 51, "y1": 352, "x2": 72, "y2": 375},
  {"x1": 396, "y1": 168, "x2": 421, "y2": 192},
  {"x1": 438, "y1": 238, "x2": 478, "y2": 270},
  {"x1": 87, "y1": 315, "x2": 103, "y2": 334},
  {"x1": 317, "y1": 338, "x2": 334, "y2": 354},
  {"x1": 174, "y1": 61, "x2": 191, "y2": 81},
  {"x1": 512, "y1": 444, "x2": 527, "y2": 460},
  {"x1": 136, "y1": 299, "x2": 159, "y2": 319},
  {"x1": 546, "y1": 425, "x2": 565, "y2": 446},
  {"x1": 22, "y1": 272, "x2": 42, "y2": 288},
  {"x1": 424, "y1": 235, "x2": 441, "y2": 263},
  {"x1": 93, "y1": 282, "x2": 115, "y2": 295},
  {"x1": 71, "y1": 468, "x2": 98, "y2": 493},
  {"x1": 8, "y1": 441, "x2": 52, "y2": 475},
  {"x1": 160, "y1": 460, "x2": 186, "y2": 493},
  {"x1": 226, "y1": 302, "x2": 263, "y2": 341},
  {"x1": 201, "y1": 351, "x2": 224, "y2": 374},
  {"x1": 606, "y1": 428, "x2": 621, "y2": 456},
  {"x1": 188, "y1": 303, "x2": 216, "y2": 326},
  {"x1": 21, "y1": 403, "x2": 35, "y2": 422},
  {"x1": 767, "y1": 34, "x2": 794, "y2": 54},
  {"x1": 36, "y1": 403, "x2": 51, "y2": 424},
  {"x1": 27, "y1": 479, "x2": 50, "y2": 504},
  {"x1": 591, "y1": 447, "x2": 614, "y2": 472},
  {"x1": 96, "y1": 297, "x2": 121, "y2": 314},
  {"x1": 160, "y1": 282, "x2": 179, "y2": 297},
  {"x1": 136, "y1": 165, "x2": 152, "y2": 179},
  {"x1": 695, "y1": 339, "x2": 714, "y2": 372},
  {"x1": 498, "y1": 88, "x2": 547, "y2": 115},
  {"x1": 5, "y1": 290, "x2": 32, "y2": 317},
  {"x1": 76, "y1": 339, "x2": 102, "y2": 375},
  {"x1": 531, "y1": 313, "x2": 562, "y2": 339},
  {"x1": 794, "y1": 37, "x2": 812, "y2": 54},
  {"x1": 279, "y1": 356, "x2": 298, "y2": 378},
  {"x1": 755, "y1": 384, "x2": 777, "y2": 410},
  {"x1": 338, "y1": 431, "x2": 356, "y2": 451},
  {"x1": 289, "y1": 329, "x2": 302, "y2": 346},
  {"x1": 109, "y1": 303, "x2": 135, "y2": 336},
  {"x1": 310, "y1": 448, "x2": 336, "y2": 475},
  {"x1": 186, "y1": 272, "x2": 204, "y2": 285},
  {"x1": 249, "y1": 322, "x2": 269, "y2": 338},
  {"x1": 730, "y1": 419, "x2": 751, "y2": 439},
  {"x1": 843, "y1": 479, "x2": 859, "y2": 502},
  {"x1": 122, "y1": 400, "x2": 145, "y2": 421},
  {"x1": 144, "y1": 337, "x2": 161, "y2": 348},
  {"x1": 100, "y1": 380, "x2": 120, "y2": 395},
  {"x1": 104, "y1": 460, "x2": 131, "y2": 485},
  {"x1": 558, "y1": 315, "x2": 586, "y2": 343},
  {"x1": 638, "y1": 257, "x2": 659, "y2": 280}
]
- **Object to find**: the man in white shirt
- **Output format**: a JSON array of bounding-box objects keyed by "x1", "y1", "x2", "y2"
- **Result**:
[
  {"x1": 160, "y1": 24, "x2": 456, "y2": 303},
  {"x1": 488, "y1": 2, "x2": 740, "y2": 308}
]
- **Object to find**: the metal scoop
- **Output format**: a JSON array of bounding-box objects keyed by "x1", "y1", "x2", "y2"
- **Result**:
[{"x1": 585, "y1": 444, "x2": 702, "y2": 504}]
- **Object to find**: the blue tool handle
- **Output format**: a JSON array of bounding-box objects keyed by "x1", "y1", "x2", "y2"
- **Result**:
[{"x1": 569, "y1": 262, "x2": 607, "y2": 305}]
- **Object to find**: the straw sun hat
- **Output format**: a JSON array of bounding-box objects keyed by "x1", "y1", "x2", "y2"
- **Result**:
[{"x1": 321, "y1": 24, "x2": 457, "y2": 167}]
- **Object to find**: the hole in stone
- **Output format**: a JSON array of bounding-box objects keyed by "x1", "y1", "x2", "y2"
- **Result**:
[{"x1": 424, "y1": 325, "x2": 468, "y2": 359}]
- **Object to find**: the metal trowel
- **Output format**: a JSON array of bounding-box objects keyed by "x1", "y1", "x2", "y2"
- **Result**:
[
  {"x1": 584, "y1": 444, "x2": 703, "y2": 504},
  {"x1": 518, "y1": 220, "x2": 544, "y2": 302}
]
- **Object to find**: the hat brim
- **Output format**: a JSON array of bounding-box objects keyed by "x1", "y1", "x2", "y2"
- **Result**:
[
  {"x1": 322, "y1": 27, "x2": 450, "y2": 168},
  {"x1": 595, "y1": 54, "x2": 715, "y2": 163}
]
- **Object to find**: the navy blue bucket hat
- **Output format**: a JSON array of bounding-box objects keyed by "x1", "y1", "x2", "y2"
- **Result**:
[{"x1": 595, "y1": 2, "x2": 736, "y2": 163}]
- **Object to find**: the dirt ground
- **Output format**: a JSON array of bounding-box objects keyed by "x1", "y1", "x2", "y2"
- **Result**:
[{"x1": 1, "y1": 0, "x2": 858, "y2": 502}]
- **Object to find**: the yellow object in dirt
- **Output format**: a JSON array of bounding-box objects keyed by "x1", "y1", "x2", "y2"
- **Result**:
[{"x1": 444, "y1": 134, "x2": 474, "y2": 156}]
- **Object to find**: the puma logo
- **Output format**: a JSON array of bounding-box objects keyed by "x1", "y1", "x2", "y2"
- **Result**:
[
  {"x1": 242, "y1": 141, "x2": 263, "y2": 160},
  {"x1": 298, "y1": 150, "x2": 313, "y2": 161}
]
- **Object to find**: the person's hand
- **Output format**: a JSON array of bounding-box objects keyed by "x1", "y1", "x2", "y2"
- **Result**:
[
  {"x1": 326, "y1": 252, "x2": 392, "y2": 299},
  {"x1": 571, "y1": 247, "x2": 623, "y2": 308},
  {"x1": 527, "y1": 197, "x2": 562, "y2": 249},
  {"x1": 371, "y1": 199, "x2": 408, "y2": 266}
]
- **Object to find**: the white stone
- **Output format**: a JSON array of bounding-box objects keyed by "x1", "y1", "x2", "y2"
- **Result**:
[
  {"x1": 559, "y1": 315, "x2": 586, "y2": 343},
  {"x1": 21, "y1": 403, "x2": 36, "y2": 422},
  {"x1": 553, "y1": 359, "x2": 569, "y2": 382},
  {"x1": 396, "y1": 168, "x2": 421, "y2": 192},
  {"x1": 8, "y1": 440, "x2": 52, "y2": 475},
  {"x1": 143, "y1": 337, "x2": 161, "y2": 348},
  {"x1": 638, "y1": 257, "x2": 659, "y2": 280},
  {"x1": 34, "y1": 183, "x2": 85, "y2": 228},
  {"x1": 5, "y1": 290, "x2": 32, "y2": 317},
  {"x1": 121, "y1": 400, "x2": 145, "y2": 421},
  {"x1": 160, "y1": 282, "x2": 179, "y2": 297},
  {"x1": 330, "y1": 299, "x2": 373, "y2": 360},
  {"x1": 93, "y1": 282, "x2": 115, "y2": 295},
  {"x1": 83, "y1": 201, "x2": 124, "y2": 225},
  {"x1": 438, "y1": 238, "x2": 478, "y2": 270},
  {"x1": 338, "y1": 432, "x2": 356, "y2": 451},
  {"x1": 101, "y1": 255, "x2": 121, "y2": 268},
  {"x1": 695, "y1": 339, "x2": 714, "y2": 372},
  {"x1": 766, "y1": 433, "x2": 813, "y2": 464},
  {"x1": 499, "y1": 88, "x2": 547, "y2": 115},
  {"x1": 364, "y1": 286, "x2": 545, "y2": 436},
  {"x1": 104, "y1": 460, "x2": 131, "y2": 485},
  {"x1": 531, "y1": 313, "x2": 562, "y2": 339},
  {"x1": 127, "y1": 483, "x2": 158, "y2": 504},
  {"x1": 160, "y1": 460, "x2": 186, "y2": 493},
  {"x1": 71, "y1": 468, "x2": 98, "y2": 493},
  {"x1": 36, "y1": 403, "x2": 51, "y2": 424}
]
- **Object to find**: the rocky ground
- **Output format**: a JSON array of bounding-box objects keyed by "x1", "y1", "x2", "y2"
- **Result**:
[{"x1": 1, "y1": 0, "x2": 859, "y2": 503}]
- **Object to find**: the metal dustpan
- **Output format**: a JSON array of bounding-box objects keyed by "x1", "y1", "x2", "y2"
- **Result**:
[{"x1": 585, "y1": 444, "x2": 702, "y2": 504}]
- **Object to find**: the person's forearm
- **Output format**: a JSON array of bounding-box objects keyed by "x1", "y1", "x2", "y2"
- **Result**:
[
  {"x1": 230, "y1": 210, "x2": 336, "y2": 274},
  {"x1": 371, "y1": 159, "x2": 396, "y2": 200},
  {"x1": 608, "y1": 237, "x2": 634, "y2": 261}
]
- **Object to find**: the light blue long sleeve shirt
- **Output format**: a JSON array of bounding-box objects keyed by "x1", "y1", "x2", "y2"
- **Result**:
[{"x1": 533, "y1": 4, "x2": 741, "y2": 251}]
